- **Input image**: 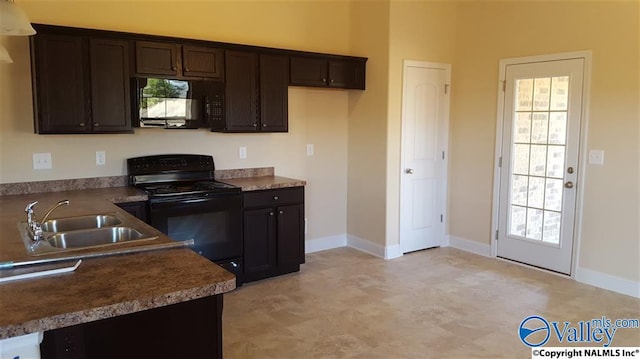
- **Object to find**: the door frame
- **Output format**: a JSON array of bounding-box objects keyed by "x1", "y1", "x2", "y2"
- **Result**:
[
  {"x1": 490, "y1": 51, "x2": 592, "y2": 277},
  {"x1": 399, "y1": 60, "x2": 451, "y2": 253}
]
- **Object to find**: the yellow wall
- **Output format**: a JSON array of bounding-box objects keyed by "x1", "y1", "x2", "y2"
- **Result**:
[
  {"x1": 385, "y1": 1, "x2": 457, "y2": 247},
  {"x1": 346, "y1": 0, "x2": 390, "y2": 246},
  {"x1": 450, "y1": 1, "x2": 640, "y2": 281},
  {"x1": 0, "y1": 0, "x2": 352, "y2": 243}
]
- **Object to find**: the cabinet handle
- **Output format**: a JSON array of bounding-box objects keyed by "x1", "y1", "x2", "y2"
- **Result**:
[
  {"x1": 79, "y1": 123, "x2": 85, "y2": 127},
  {"x1": 279, "y1": 210, "x2": 284, "y2": 214},
  {"x1": 93, "y1": 123, "x2": 100, "y2": 127},
  {"x1": 273, "y1": 196, "x2": 279, "y2": 200},
  {"x1": 269, "y1": 212, "x2": 274, "y2": 216}
]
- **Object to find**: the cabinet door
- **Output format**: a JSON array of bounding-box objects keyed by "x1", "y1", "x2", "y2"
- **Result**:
[
  {"x1": 89, "y1": 38, "x2": 132, "y2": 133},
  {"x1": 243, "y1": 208, "x2": 277, "y2": 276},
  {"x1": 290, "y1": 56, "x2": 327, "y2": 87},
  {"x1": 277, "y1": 204, "x2": 305, "y2": 266},
  {"x1": 328, "y1": 59, "x2": 366, "y2": 90},
  {"x1": 182, "y1": 45, "x2": 224, "y2": 80},
  {"x1": 31, "y1": 34, "x2": 89, "y2": 134},
  {"x1": 135, "y1": 41, "x2": 178, "y2": 76},
  {"x1": 259, "y1": 54, "x2": 289, "y2": 132},
  {"x1": 223, "y1": 51, "x2": 259, "y2": 132}
]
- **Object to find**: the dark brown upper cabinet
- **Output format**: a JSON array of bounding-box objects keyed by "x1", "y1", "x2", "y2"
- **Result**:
[
  {"x1": 135, "y1": 41, "x2": 224, "y2": 80},
  {"x1": 31, "y1": 32, "x2": 132, "y2": 134},
  {"x1": 290, "y1": 56, "x2": 366, "y2": 90},
  {"x1": 212, "y1": 51, "x2": 288, "y2": 133}
]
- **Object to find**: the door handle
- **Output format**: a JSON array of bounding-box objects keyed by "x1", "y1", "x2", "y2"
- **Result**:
[
  {"x1": 565, "y1": 181, "x2": 574, "y2": 189},
  {"x1": 405, "y1": 168, "x2": 414, "y2": 174}
]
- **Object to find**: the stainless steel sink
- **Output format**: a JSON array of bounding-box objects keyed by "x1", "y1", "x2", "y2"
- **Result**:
[
  {"x1": 40, "y1": 214, "x2": 122, "y2": 232},
  {"x1": 46, "y1": 226, "x2": 149, "y2": 249}
]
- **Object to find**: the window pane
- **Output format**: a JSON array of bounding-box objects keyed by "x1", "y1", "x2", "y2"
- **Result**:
[
  {"x1": 526, "y1": 208, "x2": 543, "y2": 240},
  {"x1": 510, "y1": 205, "x2": 526, "y2": 237},
  {"x1": 511, "y1": 175, "x2": 528, "y2": 206},
  {"x1": 529, "y1": 145, "x2": 547, "y2": 176},
  {"x1": 515, "y1": 112, "x2": 532, "y2": 143},
  {"x1": 546, "y1": 145, "x2": 565, "y2": 178},
  {"x1": 549, "y1": 112, "x2": 567, "y2": 145},
  {"x1": 550, "y1": 76, "x2": 569, "y2": 111},
  {"x1": 516, "y1": 79, "x2": 534, "y2": 111},
  {"x1": 533, "y1": 78, "x2": 551, "y2": 111},
  {"x1": 513, "y1": 144, "x2": 530, "y2": 175},
  {"x1": 528, "y1": 177, "x2": 545, "y2": 209},
  {"x1": 544, "y1": 178, "x2": 563, "y2": 211},
  {"x1": 543, "y1": 211, "x2": 561, "y2": 244},
  {"x1": 531, "y1": 112, "x2": 549, "y2": 144}
]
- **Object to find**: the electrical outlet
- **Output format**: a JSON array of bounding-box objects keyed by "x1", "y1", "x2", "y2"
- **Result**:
[
  {"x1": 306, "y1": 144, "x2": 314, "y2": 157},
  {"x1": 96, "y1": 151, "x2": 106, "y2": 166},
  {"x1": 239, "y1": 146, "x2": 247, "y2": 159},
  {"x1": 33, "y1": 153, "x2": 52, "y2": 170}
]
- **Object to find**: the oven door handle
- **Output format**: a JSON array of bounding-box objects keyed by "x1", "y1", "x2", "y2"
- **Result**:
[{"x1": 150, "y1": 192, "x2": 240, "y2": 208}]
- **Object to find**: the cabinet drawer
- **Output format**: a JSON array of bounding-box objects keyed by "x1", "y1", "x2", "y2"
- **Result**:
[{"x1": 243, "y1": 187, "x2": 304, "y2": 208}]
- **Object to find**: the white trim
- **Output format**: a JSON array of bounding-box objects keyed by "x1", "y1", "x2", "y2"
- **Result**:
[
  {"x1": 447, "y1": 235, "x2": 491, "y2": 257},
  {"x1": 347, "y1": 234, "x2": 402, "y2": 260},
  {"x1": 490, "y1": 51, "x2": 592, "y2": 276},
  {"x1": 575, "y1": 267, "x2": 640, "y2": 298},
  {"x1": 399, "y1": 60, "x2": 451, "y2": 253},
  {"x1": 305, "y1": 234, "x2": 346, "y2": 254}
]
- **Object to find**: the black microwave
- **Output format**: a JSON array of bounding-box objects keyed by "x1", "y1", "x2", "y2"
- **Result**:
[{"x1": 133, "y1": 77, "x2": 224, "y2": 129}]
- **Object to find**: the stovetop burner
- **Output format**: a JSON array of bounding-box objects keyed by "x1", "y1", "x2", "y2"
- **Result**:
[{"x1": 127, "y1": 155, "x2": 241, "y2": 199}]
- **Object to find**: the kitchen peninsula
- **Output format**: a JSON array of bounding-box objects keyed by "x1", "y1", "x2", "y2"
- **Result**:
[{"x1": 0, "y1": 187, "x2": 235, "y2": 358}]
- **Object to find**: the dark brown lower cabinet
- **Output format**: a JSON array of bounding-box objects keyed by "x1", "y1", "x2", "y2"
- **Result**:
[
  {"x1": 242, "y1": 187, "x2": 305, "y2": 283},
  {"x1": 114, "y1": 201, "x2": 148, "y2": 223},
  {"x1": 41, "y1": 295, "x2": 223, "y2": 359}
]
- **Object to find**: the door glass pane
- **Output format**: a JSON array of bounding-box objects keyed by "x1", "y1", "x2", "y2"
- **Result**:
[{"x1": 508, "y1": 76, "x2": 570, "y2": 244}]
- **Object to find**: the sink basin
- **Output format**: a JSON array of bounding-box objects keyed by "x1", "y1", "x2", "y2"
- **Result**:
[
  {"x1": 41, "y1": 214, "x2": 122, "y2": 232},
  {"x1": 46, "y1": 226, "x2": 148, "y2": 249}
]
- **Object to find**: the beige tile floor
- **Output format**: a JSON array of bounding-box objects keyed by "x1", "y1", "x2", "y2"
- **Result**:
[{"x1": 223, "y1": 247, "x2": 640, "y2": 358}]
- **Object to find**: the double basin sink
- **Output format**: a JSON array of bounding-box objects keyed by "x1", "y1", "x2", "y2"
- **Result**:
[{"x1": 19, "y1": 213, "x2": 156, "y2": 256}]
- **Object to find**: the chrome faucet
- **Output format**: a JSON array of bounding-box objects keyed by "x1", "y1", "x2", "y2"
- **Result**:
[{"x1": 25, "y1": 200, "x2": 70, "y2": 242}]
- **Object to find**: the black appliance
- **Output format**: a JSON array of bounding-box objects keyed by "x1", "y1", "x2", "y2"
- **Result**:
[
  {"x1": 134, "y1": 78, "x2": 224, "y2": 129},
  {"x1": 127, "y1": 154, "x2": 242, "y2": 282}
]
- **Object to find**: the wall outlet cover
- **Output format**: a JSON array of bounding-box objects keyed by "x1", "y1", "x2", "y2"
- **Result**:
[{"x1": 96, "y1": 151, "x2": 106, "y2": 166}]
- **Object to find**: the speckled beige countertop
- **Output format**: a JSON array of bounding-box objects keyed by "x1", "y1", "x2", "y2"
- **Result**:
[
  {"x1": 0, "y1": 168, "x2": 305, "y2": 340},
  {"x1": 0, "y1": 187, "x2": 236, "y2": 339}
]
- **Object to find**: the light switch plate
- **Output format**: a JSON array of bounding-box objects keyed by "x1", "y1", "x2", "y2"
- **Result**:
[
  {"x1": 239, "y1": 146, "x2": 247, "y2": 159},
  {"x1": 588, "y1": 149, "x2": 604, "y2": 165},
  {"x1": 33, "y1": 153, "x2": 52, "y2": 170},
  {"x1": 307, "y1": 144, "x2": 314, "y2": 157}
]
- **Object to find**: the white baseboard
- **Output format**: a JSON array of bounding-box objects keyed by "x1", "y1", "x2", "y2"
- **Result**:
[
  {"x1": 346, "y1": 234, "x2": 402, "y2": 259},
  {"x1": 305, "y1": 234, "x2": 347, "y2": 254},
  {"x1": 447, "y1": 235, "x2": 491, "y2": 257},
  {"x1": 575, "y1": 267, "x2": 640, "y2": 298}
]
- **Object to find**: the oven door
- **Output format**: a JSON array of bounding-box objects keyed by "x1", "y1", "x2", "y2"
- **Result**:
[{"x1": 149, "y1": 192, "x2": 242, "y2": 263}]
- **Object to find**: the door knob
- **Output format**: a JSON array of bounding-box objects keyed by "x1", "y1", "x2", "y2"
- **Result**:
[
  {"x1": 565, "y1": 181, "x2": 574, "y2": 189},
  {"x1": 405, "y1": 168, "x2": 414, "y2": 174}
]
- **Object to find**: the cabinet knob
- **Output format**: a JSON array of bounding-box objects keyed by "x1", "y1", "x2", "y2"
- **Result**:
[
  {"x1": 330, "y1": 79, "x2": 335, "y2": 84},
  {"x1": 273, "y1": 196, "x2": 279, "y2": 200},
  {"x1": 185, "y1": 67, "x2": 190, "y2": 72},
  {"x1": 262, "y1": 123, "x2": 267, "y2": 127},
  {"x1": 322, "y1": 78, "x2": 327, "y2": 83},
  {"x1": 93, "y1": 123, "x2": 100, "y2": 127},
  {"x1": 79, "y1": 123, "x2": 85, "y2": 127},
  {"x1": 269, "y1": 212, "x2": 274, "y2": 216},
  {"x1": 253, "y1": 123, "x2": 258, "y2": 127},
  {"x1": 279, "y1": 210, "x2": 284, "y2": 214}
]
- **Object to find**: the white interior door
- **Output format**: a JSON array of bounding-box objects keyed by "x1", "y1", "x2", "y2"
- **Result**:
[
  {"x1": 496, "y1": 57, "x2": 585, "y2": 274},
  {"x1": 400, "y1": 61, "x2": 449, "y2": 253}
]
